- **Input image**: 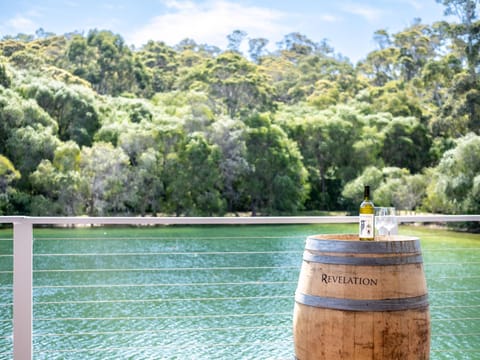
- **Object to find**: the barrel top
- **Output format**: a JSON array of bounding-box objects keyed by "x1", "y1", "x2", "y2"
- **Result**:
[
  {"x1": 306, "y1": 234, "x2": 421, "y2": 253},
  {"x1": 308, "y1": 234, "x2": 418, "y2": 242}
]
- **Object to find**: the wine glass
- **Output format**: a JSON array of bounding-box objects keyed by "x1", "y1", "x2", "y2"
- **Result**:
[
  {"x1": 375, "y1": 207, "x2": 386, "y2": 240},
  {"x1": 383, "y1": 207, "x2": 397, "y2": 240}
]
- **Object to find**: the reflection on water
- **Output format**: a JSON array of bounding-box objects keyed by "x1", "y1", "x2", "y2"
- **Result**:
[{"x1": 0, "y1": 224, "x2": 479, "y2": 359}]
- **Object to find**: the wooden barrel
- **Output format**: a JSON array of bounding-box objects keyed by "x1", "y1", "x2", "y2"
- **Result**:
[{"x1": 293, "y1": 234, "x2": 430, "y2": 360}]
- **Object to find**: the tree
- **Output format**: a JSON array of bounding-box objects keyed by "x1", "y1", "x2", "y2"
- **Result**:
[
  {"x1": 196, "y1": 51, "x2": 275, "y2": 117},
  {"x1": 79, "y1": 142, "x2": 131, "y2": 215},
  {"x1": 277, "y1": 32, "x2": 322, "y2": 58},
  {"x1": 436, "y1": 71, "x2": 480, "y2": 136},
  {"x1": 358, "y1": 47, "x2": 400, "y2": 86},
  {"x1": 262, "y1": 39, "x2": 355, "y2": 104},
  {"x1": 165, "y1": 133, "x2": 226, "y2": 216},
  {"x1": 129, "y1": 148, "x2": 166, "y2": 215},
  {"x1": 6, "y1": 125, "x2": 59, "y2": 188},
  {"x1": 275, "y1": 103, "x2": 363, "y2": 210},
  {"x1": 83, "y1": 30, "x2": 137, "y2": 95},
  {"x1": 0, "y1": 39, "x2": 27, "y2": 56},
  {"x1": 424, "y1": 132, "x2": 480, "y2": 214},
  {"x1": 342, "y1": 166, "x2": 384, "y2": 209},
  {"x1": 260, "y1": 54, "x2": 301, "y2": 103},
  {"x1": 227, "y1": 30, "x2": 247, "y2": 53},
  {"x1": 437, "y1": 0, "x2": 480, "y2": 76},
  {"x1": 374, "y1": 168, "x2": 427, "y2": 210},
  {"x1": 296, "y1": 55, "x2": 357, "y2": 104},
  {"x1": 381, "y1": 116, "x2": 433, "y2": 173},
  {"x1": 248, "y1": 37, "x2": 269, "y2": 63},
  {"x1": 343, "y1": 166, "x2": 427, "y2": 211},
  {"x1": 0, "y1": 62, "x2": 11, "y2": 88},
  {"x1": 137, "y1": 40, "x2": 178, "y2": 94},
  {"x1": 373, "y1": 29, "x2": 392, "y2": 50},
  {"x1": 207, "y1": 116, "x2": 248, "y2": 213},
  {"x1": 22, "y1": 79, "x2": 100, "y2": 146},
  {"x1": 10, "y1": 49, "x2": 45, "y2": 69},
  {"x1": 30, "y1": 141, "x2": 83, "y2": 215},
  {"x1": 54, "y1": 85, "x2": 98, "y2": 145},
  {"x1": 243, "y1": 113, "x2": 308, "y2": 215},
  {"x1": 3, "y1": 21, "x2": 480, "y2": 216},
  {"x1": 435, "y1": 1, "x2": 480, "y2": 135},
  {"x1": 66, "y1": 34, "x2": 90, "y2": 74},
  {"x1": 117, "y1": 122, "x2": 157, "y2": 165},
  {"x1": 393, "y1": 21, "x2": 438, "y2": 82},
  {"x1": 0, "y1": 85, "x2": 58, "y2": 167},
  {"x1": 421, "y1": 54, "x2": 462, "y2": 111}
]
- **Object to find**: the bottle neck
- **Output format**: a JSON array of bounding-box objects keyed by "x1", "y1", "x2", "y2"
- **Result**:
[{"x1": 364, "y1": 186, "x2": 370, "y2": 200}]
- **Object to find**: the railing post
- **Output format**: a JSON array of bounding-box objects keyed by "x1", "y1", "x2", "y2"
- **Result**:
[{"x1": 13, "y1": 218, "x2": 33, "y2": 360}]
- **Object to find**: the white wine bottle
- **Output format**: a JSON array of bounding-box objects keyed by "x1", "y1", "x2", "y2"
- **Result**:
[{"x1": 359, "y1": 185, "x2": 375, "y2": 241}]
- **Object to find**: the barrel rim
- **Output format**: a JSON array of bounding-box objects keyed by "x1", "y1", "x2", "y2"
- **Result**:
[
  {"x1": 302, "y1": 251, "x2": 424, "y2": 265},
  {"x1": 307, "y1": 234, "x2": 419, "y2": 242},
  {"x1": 306, "y1": 234, "x2": 421, "y2": 254}
]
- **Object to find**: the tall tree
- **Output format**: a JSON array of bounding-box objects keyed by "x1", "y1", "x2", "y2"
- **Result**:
[
  {"x1": 0, "y1": 62, "x2": 11, "y2": 88},
  {"x1": 277, "y1": 32, "x2": 320, "y2": 58},
  {"x1": 23, "y1": 79, "x2": 100, "y2": 146},
  {"x1": 248, "y1": 37, "x2": 269, "y2": 63},
  {"x1": 243, "y1": 113, "x2": 308, "y2": 215},
  {"x1": 66, "y1": 34, "x2": 90, "y2": 75},
  {"x1": 437, "y1": 0, "x2": 480, "y2": 76},
  {"x1": 393, "y1": 20, "x2": 438, "y2": 81},
  {"x1": 130, "y1": 148, "x2": 166, "y2": 216},
  {"x1": 79, "y1": 142, "x2": 131, "y2": 215},
  {"x1": 424, "y1": 132, "x2": 480, "y2": 215},
  {"x1": 166, "y1": 133, "x2": 225, "y2": 216},
  {"x1": 381, "y1": 116, "x2": 433, "y2": 173},
  {"x1": 85, "y1": 30, "x2": 137, "y2": 95},
  {"x1": 196, "y1": 51, "x2": 275, "y2": 117},
  {"x1": 30, "y1": 141, "x2": 83, "y2": 215},
  {"x1": 358, "y1": 47, "x2": 400, "y2": 86},
  {"x1": 227, "y1": 30, "x2": 247, "y2": 53},
  {"x1": 138, "y1": 40, "x2": 178, "y2": 94},
  {"x1": 207, "y1": 116, "x2": 248, "y2": 213},
  {"x1": 275, "y1": 104, "x2": 360, "y2": 210}
]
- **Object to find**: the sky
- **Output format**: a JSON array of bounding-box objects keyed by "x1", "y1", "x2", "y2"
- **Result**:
[{"x1": 0, "y1": 0, "x2": 454, "y2": 63}]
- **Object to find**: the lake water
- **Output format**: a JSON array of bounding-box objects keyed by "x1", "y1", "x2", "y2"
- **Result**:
[{"x1": 0, "y1": 223, "x2": 479, "y2": 359}]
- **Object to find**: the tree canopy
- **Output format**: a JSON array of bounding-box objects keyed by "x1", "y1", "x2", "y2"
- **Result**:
[{"x1": 1, "y1": 5, "x2": 480, "y2": 219}]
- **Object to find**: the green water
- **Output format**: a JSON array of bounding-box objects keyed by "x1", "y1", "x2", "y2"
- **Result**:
[{"x1": 0, "y1": 224, "x2": 479, "y2": 359}]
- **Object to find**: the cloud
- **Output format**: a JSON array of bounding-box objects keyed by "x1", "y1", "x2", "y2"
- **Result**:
[
  {"x1": 319, "y1": 14, "x2": 341, "y2": 23},
  {"x1": 5, "y1": 15, "x2": 37, "y2": 34},
  {"x1": 340, "y1": 3, "x2": 383, "y2": 22},
  {"x1": 162, "y1": 0, "x2": 198, "y2": 11},
  {"x1": 127, "y1": 0, "x2": 290, "y2": 49},
  {"x1": 403, "y1": 0, "x2": 423, "y2": 10}
]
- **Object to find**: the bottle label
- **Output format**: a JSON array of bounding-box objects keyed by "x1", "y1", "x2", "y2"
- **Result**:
[{"x1": 359, "y1": 214, "x2": 374, "y2": 239}]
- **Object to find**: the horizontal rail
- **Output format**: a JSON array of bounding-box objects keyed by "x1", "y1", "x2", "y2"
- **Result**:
[
  {"x1": 0, "y1": 214, "x2": 479, "y2": 225},
  {"x1": 2, "y1": 215, "x2": 354, "y2": 225}
]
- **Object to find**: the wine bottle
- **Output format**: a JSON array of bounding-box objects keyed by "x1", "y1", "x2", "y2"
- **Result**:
[{"x1": 359, "y1": 185, "x2": 375, "y2": 241}]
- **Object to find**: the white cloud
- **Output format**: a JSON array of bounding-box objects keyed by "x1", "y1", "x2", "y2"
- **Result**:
[
  {"x1": 162, "y1": 0, "x2": 198, "y2": 11},
  {"x1": 390, "y1": 0, "x2": 423, "y2": 11},
  {"x1": 340, "y1": 3, "x2": 383, "y2": 23},
  {"x1": 319, "y1": 14, "x2": 341, "y2": 23},
  {"x1": 127, "y1": 0, "x2": 290, "y2": 49},
  {"x1": 6, "y1": 15, "x2": 37, "y2": 33}
]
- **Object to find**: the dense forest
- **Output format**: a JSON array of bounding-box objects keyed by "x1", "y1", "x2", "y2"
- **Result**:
[{"x1": 0, "y1": 1, "x2": 480, "y2": 218}]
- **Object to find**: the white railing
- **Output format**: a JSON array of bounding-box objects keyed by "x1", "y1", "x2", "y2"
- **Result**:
[{"x1": 1, "y1": 214, "x2": 479, "y2": 360}]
